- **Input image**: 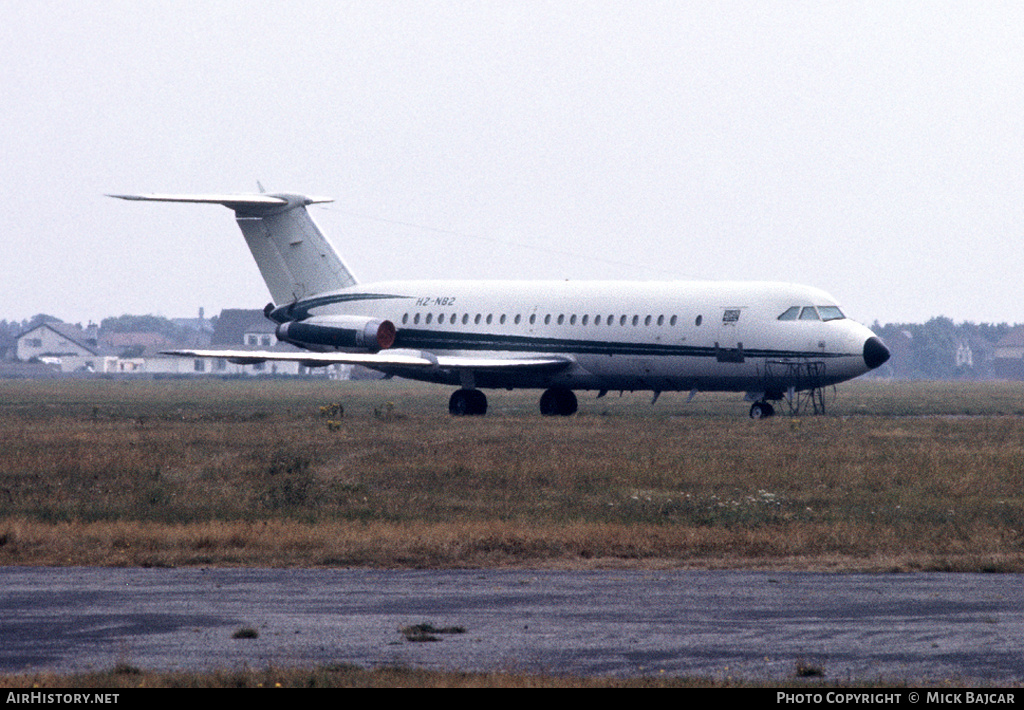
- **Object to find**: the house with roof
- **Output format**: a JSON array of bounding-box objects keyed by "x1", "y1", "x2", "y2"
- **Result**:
[{"x1": 16, "y1": 322, "x2": 120, "y2": 373}]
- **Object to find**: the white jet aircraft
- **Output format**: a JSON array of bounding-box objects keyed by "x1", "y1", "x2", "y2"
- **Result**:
[{"x1": 109, "y1": 192, "x2": 890, "y2": 418}]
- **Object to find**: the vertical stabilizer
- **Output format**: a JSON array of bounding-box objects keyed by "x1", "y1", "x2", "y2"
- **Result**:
[{"x1": 108, "y1": 192, "x2": 357, "y2": 304}]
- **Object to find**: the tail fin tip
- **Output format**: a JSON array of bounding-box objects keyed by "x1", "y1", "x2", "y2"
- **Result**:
[{"x1": 109, "y1": 191, "x2": 354, "y2": 303}]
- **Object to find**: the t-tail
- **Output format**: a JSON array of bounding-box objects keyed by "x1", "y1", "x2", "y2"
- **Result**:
[{"x1": 108, "y1": 192, "x2": 356, "y2": 305}]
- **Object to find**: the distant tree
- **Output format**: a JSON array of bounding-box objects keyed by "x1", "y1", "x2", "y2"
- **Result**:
[
  {"x1": 24, "y1": 313, "x2": 63, "y2": 330},
  {"x1": 872, "y1": 318, "x2": 1021, "y2": 380},
  {"x1": 100, "y1": 314, "x2": 189, "y2": 340}
]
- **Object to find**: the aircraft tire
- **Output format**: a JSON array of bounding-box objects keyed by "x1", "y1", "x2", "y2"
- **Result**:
[
  {"x1": 749, "y1": 401, "x2": 775, "y2": 420},
  {"x1": 449, "y1": 389, "x2": 487, "y2": 416},
  {"x1": 539, "y1": 387, "x2": 578, "y2": 416}
]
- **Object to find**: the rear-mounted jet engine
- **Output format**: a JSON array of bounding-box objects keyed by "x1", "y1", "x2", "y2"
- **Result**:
[{"x1": 276, "y1": 316, "x2": 397, "y2": 352}]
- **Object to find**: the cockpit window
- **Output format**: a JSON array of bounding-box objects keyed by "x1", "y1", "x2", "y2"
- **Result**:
[
  {"x1": 817, "y1": 306, "x2": 845, "y2": 321},
  {"x1": 780, "y1": 305, "x2": 845, "y2": 321}
]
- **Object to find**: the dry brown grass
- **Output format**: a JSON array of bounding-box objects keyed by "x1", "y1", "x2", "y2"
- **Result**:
[{"x1": 1, "y1": 378, "x2": 1022, "y2": 571}]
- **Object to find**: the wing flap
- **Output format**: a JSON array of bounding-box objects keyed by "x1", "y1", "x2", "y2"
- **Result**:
[
  {"x1": 161, "y1": 349, "x2": 434, "y2": 368},
  {"x1": 161, "y1": 349, "x2": 572, "y2": 372},
  {"x1": 433, "y1": 355, "x2": 570, "y2": 371}
]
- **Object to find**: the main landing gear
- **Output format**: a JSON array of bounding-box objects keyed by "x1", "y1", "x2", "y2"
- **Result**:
[
  {"x1": 448, "y1": 386, "x2": 579, "y2": 417},
  {"x1": 539, "y1": 386, "x2": 578, "y2": 416},
  {"x1": 449, "y1": 388, "x2": 487, "y2": 416},
  {"x1": 749, "y1": 401, "x2": 775, "y2": 419}
]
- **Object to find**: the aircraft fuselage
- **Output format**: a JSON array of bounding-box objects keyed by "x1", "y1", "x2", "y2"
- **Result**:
[{"x1": 286, "y1": 278, "x2": 884, "y2": 396}]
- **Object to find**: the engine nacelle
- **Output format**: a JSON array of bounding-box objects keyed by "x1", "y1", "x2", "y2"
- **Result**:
[{"x1": 276, "y1": 316, "x2": 397, "y2": 352}]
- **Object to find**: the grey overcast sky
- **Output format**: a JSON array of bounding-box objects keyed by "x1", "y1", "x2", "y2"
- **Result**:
[{"x1": 3, "y1": 1, "x2": 1023, "y2": 327}]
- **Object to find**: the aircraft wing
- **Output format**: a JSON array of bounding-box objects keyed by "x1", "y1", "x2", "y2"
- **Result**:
[{"x1": 161, "y1": 349, "x2": 572, "y2": 372}]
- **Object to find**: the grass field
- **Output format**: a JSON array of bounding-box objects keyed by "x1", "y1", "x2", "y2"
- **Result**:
[{"x1": 1, "y1": 376, "x2": 1022, "y2": 571}]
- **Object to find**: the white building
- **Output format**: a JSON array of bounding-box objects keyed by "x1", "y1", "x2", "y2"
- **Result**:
[{"x1": 16, "y1": 322, "x2": 119, "y2": 373}]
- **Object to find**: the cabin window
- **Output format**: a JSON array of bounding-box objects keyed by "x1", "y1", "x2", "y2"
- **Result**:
[
  {"x1": 695, "y1": 315, "x2": 703, "y2": 326},
  {"x1": 544, "y1": 314, "x2": 551, "y2": 325},
  {"x1": 645, "y1": 315, "x2": 652, "y2": 326},
  {"x1": 818, "y1": 306, "x2": 845, "y2": 321},
  {"x1": 594, "y1": 315, "x2": 602, "y2": 326},
  {"x1": 632, "y1": 315, "x2": 639, "y2": 326},
  {"x1": 438, "y1": 314, "x2": 445, "y2": 324},
  {"x1": 475, "y1": 314, "x2": 482, "y2": 325},
  {"x1": 486, "y1": 314, "x2": 493, "y2": 324},
  {"x1": 462, "y1": 314, "x2": 469, "y2": 325},
  {"x1": 620, "y1": 315, "x2": 627, "y2": 326},
  {"x1": 515, "y1": 314, "x2": 522, "y2": 325},
  {"x1": 581, "y1": 315, "x2": 588, "y2": 326},
  {"x1": 799, "y1": 307, "x2": 820, "y2": 321},
  {"x1": 570, "y1": 314, "x2": 577, "y2": 325},
  {"x1": 413, "y1": 313, "x2": 421, "y2": 324},
  {"x1": 402, "y1": 313, "x2": 409, "y2": 324},
  {"x1": 777, "y1": 307, "x2": 800, "y2": 321},
  {"x1": 670, "y1": 315, "x2": 677, "y2": 326},
  {"x1": 426, "y1": 314, "x2": 433, "y2": 324},
  {"x1": 557, "y1": 314, "x2": 565, "y2": 325},
  {"x1": 500, "y1": 314, "x2": 507, "y2": 324},
  {"x1": 529, "y1": 314, "x2": 536, "y2": 325},
  {"x1": 723, "y1": 309, "x2": 741, "y2": 323},
  {"x1": 657, "y1": 315, "x2": 664, "y2": 326}
]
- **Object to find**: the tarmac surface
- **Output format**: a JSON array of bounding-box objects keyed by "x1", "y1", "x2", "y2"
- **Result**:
[{"x1": 2, "y1": 566, "x2": 1023, "y2": 683}]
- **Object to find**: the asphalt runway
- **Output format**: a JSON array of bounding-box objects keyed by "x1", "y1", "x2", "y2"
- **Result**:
[{"x1": 2, "y1": 567, "x2": 1022, "y2": 683}]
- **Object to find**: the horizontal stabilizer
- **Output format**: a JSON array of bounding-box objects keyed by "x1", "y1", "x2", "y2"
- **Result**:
[{"x1": 107, "y1": 193, "x2": 333, "y2": 212}]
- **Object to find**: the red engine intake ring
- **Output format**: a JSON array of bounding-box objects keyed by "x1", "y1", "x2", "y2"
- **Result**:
[{"x1": 376, "y1": 320, "x2": 397, "y2": 350}]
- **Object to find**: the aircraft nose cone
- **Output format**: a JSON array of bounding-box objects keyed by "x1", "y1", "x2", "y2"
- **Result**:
[{"x1": 863, "y1": 336, "x2": 891, "y2": 370}]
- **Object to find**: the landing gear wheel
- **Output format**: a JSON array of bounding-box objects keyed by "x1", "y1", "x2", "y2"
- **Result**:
[
  {"x1": 749, "y1": 401, "x2": 775, "y2": 420},
  {"x1": 539, "y1": 387, "x2": 578, "y2": 416},
  {"x1": 449, "y1": 389, "x2": 487, "y2": 416}
]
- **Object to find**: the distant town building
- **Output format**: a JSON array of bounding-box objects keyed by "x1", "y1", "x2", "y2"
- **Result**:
[
  {"x1": 15, "y1": 322, "x2": 121, "y2": 373},
  {"x1": 954, "y1": 342, "x2": 974, "y2": 368},
  {"x1": 211, "y1": 308, "x2": 278, "y2": 348},
  {"x1": 994, "y1": 326, "x2": 1024, "y2": 379},
  {"x1": 10, "y1": 310, "x2": 344, "y2": 378},
  {"x1": 164, "y1": 308, "x2": 347, "y2": 378}
]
